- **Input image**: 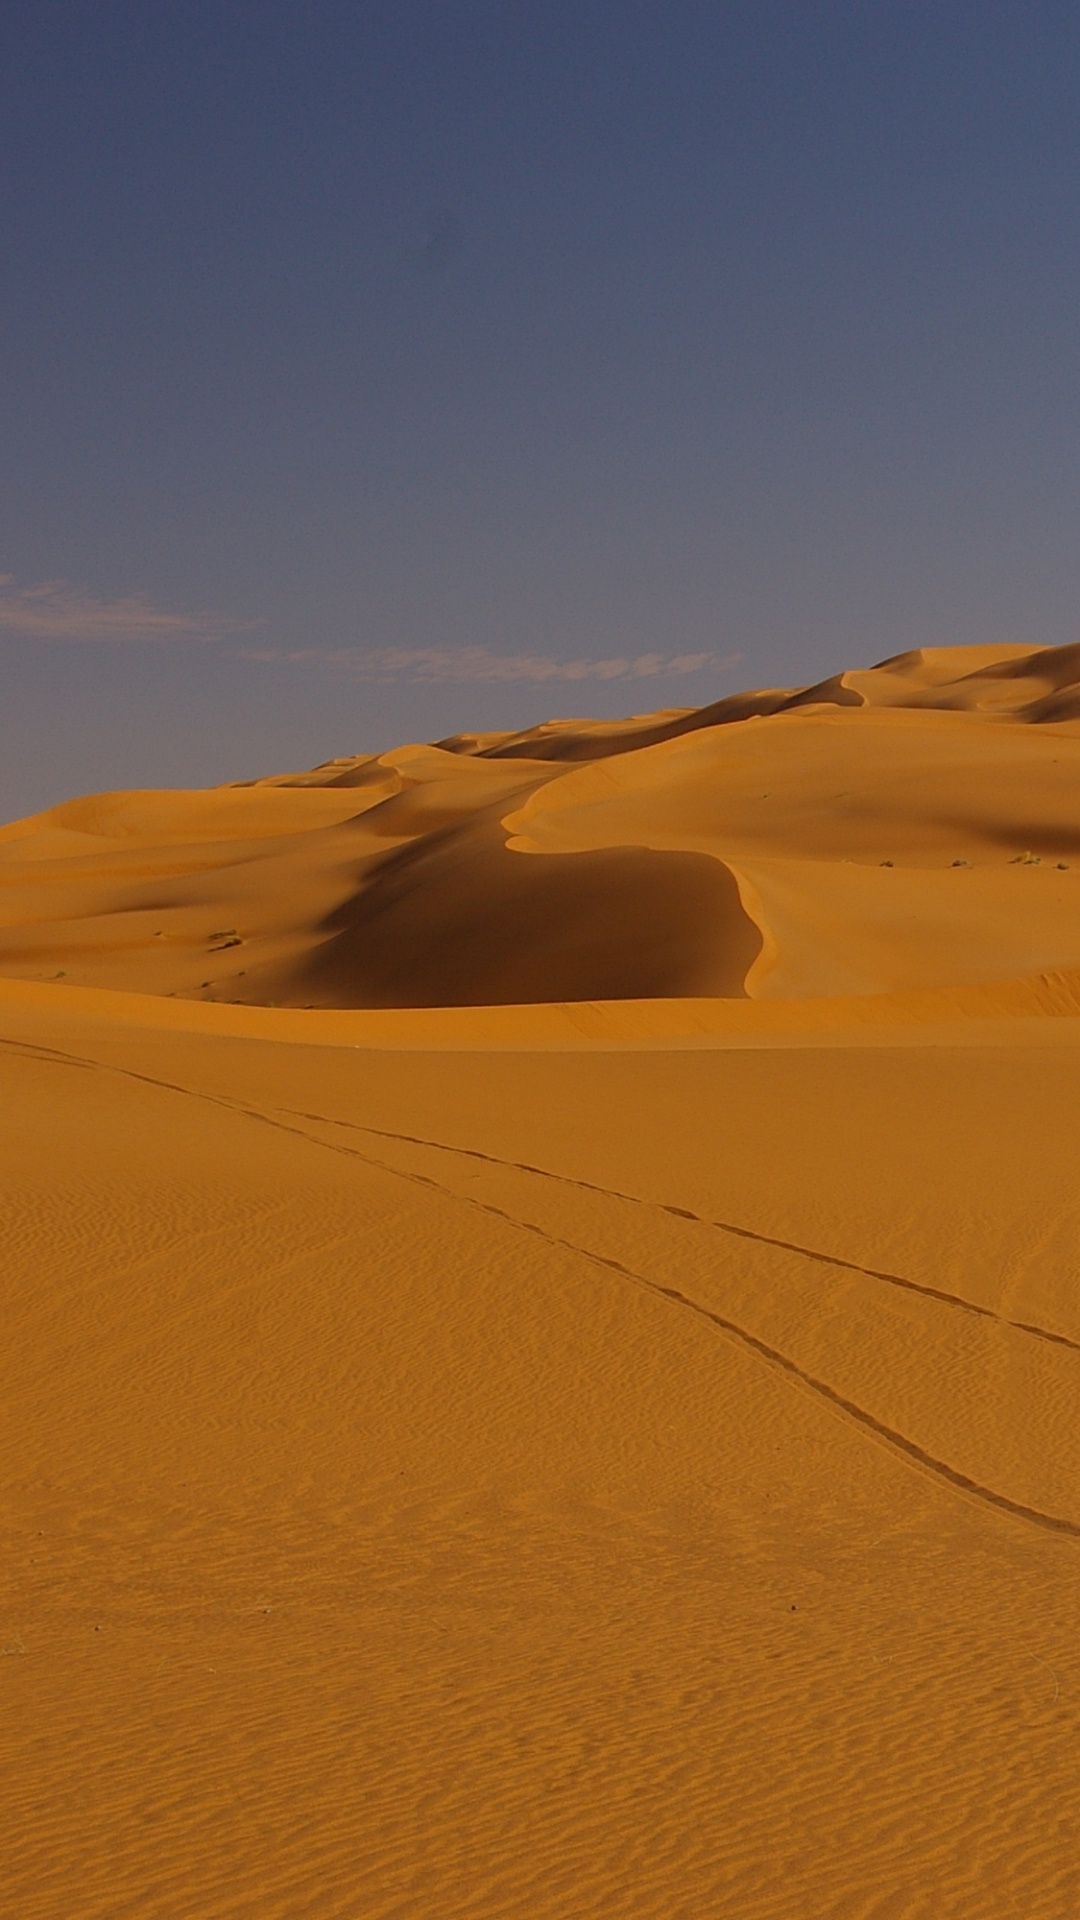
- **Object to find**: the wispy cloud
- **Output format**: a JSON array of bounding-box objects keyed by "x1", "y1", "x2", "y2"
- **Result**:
[
  {"x1": 0, "y1": 573, "x2": 252, "y2": 643},
  {"x1": 243, "y1": 645, "x2": 738, "y2": 685},
  {"x1": 0, "y1": 577, "x2": 737, "y2": 687}
]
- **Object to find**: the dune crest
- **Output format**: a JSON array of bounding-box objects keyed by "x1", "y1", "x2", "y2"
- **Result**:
[
  {"x1": 6, "y1": 642, "x2": 1080, "y2": 1919},
  {"x1": 3, "y1": 640, "x2": 1080, "y2": 1008}
]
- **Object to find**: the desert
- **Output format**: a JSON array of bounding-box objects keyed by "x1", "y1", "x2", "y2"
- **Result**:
[{"x1": 4, "y1": 640, "x2": 1080, "y2": 1917}]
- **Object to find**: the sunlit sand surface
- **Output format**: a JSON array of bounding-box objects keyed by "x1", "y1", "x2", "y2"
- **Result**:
[{"x1": 4, "y1": 643, "x2": 1080, "y2": 1916}]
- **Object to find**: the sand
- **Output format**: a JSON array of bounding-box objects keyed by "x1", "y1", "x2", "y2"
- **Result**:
[{"x1": 3, "y1": 642, "x2": 1080, "y2": 1916}]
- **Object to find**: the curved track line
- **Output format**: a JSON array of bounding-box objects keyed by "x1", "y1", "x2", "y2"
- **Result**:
[
  {"x1": 276, "y1": 1107, "x2": 1080, "y2": 1358},
  {"x1": 466, "y1": 1197, "x2": 1080, "y2": 1541},
  {"x1": 3, "y1": 1032, "x2": 1080, "y2": 1539},
  {"x1": 285, "y1": 1138, "x2": 1080, "y2": 1542}
]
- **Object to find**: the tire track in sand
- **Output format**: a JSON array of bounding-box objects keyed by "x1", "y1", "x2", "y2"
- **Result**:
[
  {"x1": 278, "y1": 1108, "x2": 1080, "y2": 1357},
  {"x1": 3, "y1": 1032, "x2": 1080, "y2": 1539}
]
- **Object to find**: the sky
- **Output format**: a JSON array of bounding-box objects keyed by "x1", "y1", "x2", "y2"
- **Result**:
[{"x1": 3, "y1": 1, "x2": 1080, "y2": 820}]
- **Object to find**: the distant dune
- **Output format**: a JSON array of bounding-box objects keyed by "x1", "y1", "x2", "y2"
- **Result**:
[
  {"x1": 4, "y1": 645, "x2": 1080, "y2": 1919},
  {"x1": 3, "y1": 640, "x2": 1080, "y2": 1008}
]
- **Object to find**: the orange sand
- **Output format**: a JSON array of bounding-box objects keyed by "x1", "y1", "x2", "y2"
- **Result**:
[{"x1": 3, "y1": 643, "x2": 1080, "y2": 1916}]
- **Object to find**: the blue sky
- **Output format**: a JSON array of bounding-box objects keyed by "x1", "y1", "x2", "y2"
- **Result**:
[{"x1": 3, "y1": 2, "x2": 1080, "y2": 817}]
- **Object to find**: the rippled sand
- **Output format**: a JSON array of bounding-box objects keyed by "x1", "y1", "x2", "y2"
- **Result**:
[{"x1": 4, "y1": 643, "x2": 1080, "y2": 1917}]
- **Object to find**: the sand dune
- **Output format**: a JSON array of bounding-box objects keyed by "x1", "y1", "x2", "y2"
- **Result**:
[
  {"x1": 4, "y1": 643, "x2": 1080, "y2": 1917},
  {"x1": 4, "y1": 641, "x2": 1080, "y2": 1008}
]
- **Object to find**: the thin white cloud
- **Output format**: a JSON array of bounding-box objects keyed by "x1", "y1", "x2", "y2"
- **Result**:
[
  {"x1": 243, "y1": 644, "x2": 739, "y2": 685},
  {"x1": 0, "y1": 573, "x2": 252, "y2": 643},
  {"x1": 0, "y1": 577, "x2": 737, "y2": 686}
]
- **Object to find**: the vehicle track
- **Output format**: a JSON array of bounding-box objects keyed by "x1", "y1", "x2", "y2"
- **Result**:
[
  {"x1": 278, "y1": 1107, "x2": 1080, "y2": 1356},
  {"x1": 4, "y1": 1030, "x2": 1079, "y2": 1539}
]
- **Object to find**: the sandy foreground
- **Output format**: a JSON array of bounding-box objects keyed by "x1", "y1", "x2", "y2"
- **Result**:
[{"x1": 4, "y1": 644, "x2": 1080, "y2": 1917}]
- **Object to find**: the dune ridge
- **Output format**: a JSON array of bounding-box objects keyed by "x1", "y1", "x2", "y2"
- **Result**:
[
  {"x1": 4, "y1": 642, "x2": 1080, "y2": 1917},
  {"x1": 3, "y1": 640, "x2": 1080, "y2": 1010}
]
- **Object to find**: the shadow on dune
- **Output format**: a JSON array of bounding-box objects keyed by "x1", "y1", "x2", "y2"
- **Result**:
[{"x1": 262, "y1": 827, "x2": 761, "y2": 1008}]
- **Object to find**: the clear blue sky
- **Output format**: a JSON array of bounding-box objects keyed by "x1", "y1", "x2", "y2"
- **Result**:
[{"x1": 3, "y1": 2, "x2": 1080, "y2": 818}]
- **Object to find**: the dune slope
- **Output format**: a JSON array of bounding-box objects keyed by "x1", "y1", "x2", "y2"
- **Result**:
[
  {"x1": 4, "y1": 642, "x2": 1080, "y2": 1007},
  {"x1": 3, "y1": 644, "x2": 1080, "y2": 1917}
]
